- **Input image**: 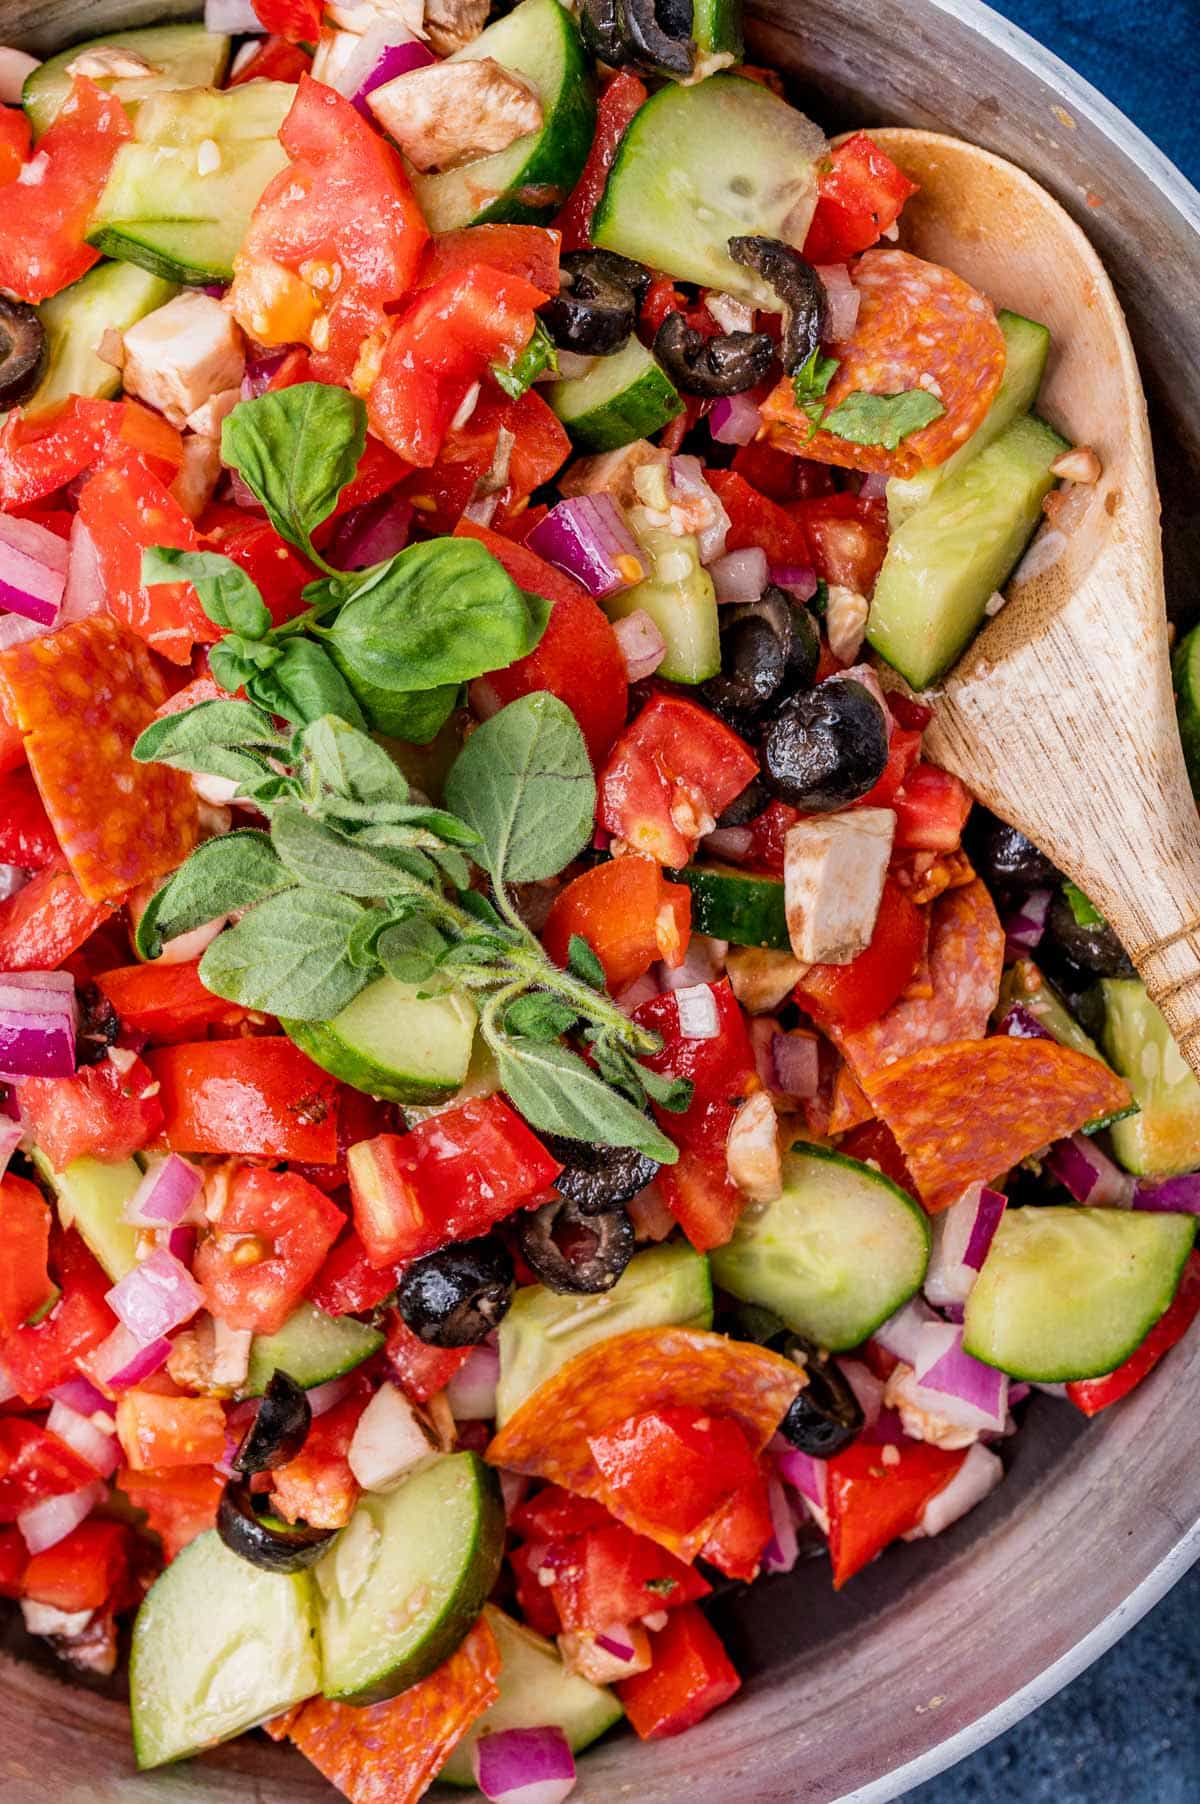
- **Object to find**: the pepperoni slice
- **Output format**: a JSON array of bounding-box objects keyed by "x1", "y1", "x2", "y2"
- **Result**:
[
  {"x1": 866, "y1": 1038, "x2": 1134, "y2": 1213},
  {"x1": 487, "y1": 1327, "x2": 803, "y2": 1562},
  {"x1": 761, "y1": 248, "x2": 1007, "y2": 478},
  {"x1": 828, "y1": 1063, "x2": 874, "y2": 1135},
  {"x1": 286, "y1": 1614, "x2": 501, "y2": 1804},
  {"x1": 0, "y1": 617, "x2": 199, "y2": 904}
]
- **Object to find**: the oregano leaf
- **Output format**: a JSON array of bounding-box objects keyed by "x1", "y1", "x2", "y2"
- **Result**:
[{"x1": 444, "y1": 693, "x2": 595, "y2": 883}]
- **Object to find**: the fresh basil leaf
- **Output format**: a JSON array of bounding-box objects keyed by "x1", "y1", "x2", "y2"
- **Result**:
[
  {"x1": 347, "y1": 907, "x2": 392, "y2": 969},
  {"x1": 503, "y1": 993, "x2": 578, "y2": 1041},
  {"x1": 443, "y1": 693, "x2": 595, "y2": 883},
  {"x1": 200, "y1": 888, "x2": 369, "y2": 1020},
  {"x1": 323, "y1": 539, "x2": 550, "y2": 693},
  {"x1": 375, "y1": 916, "x2": 449, "y2": 984},
  {"x1": 271, "y1": 804, "x2": 431, "y2": 897},
  {"x1": 245, "y1": 638, "x2": 367, "y2": 730},
  {"x1": 792, "y1": 348, "x2": 840, "y2": 431},
  {"x1": 820, "y1": 388, "x2": 945, "y2": 450},
  {"x1": 809, "y1": 578, "x2": 829, "y2": 620},
  {"x1": 134, "y1": 699, "x2": 287, "y2": 768},
  {"x1": 492, "y1": 1036, "x2": 679, "y2": 1161},
  {"x1": 637, "y1": 1063, "x2": 694, "y2": 1112},
  {"x1": 491, "y1": 321, "x2": 557, "y2": 400},
  {"x1": 207, "y1": 641, "x2": 263, "y2": 697},
  {"x1": 566, "y1": 933, "x2": 606, "y2": 992},
  {"x1": 328, "y1": 651, "x2": 459, "y2": 744},
  {"x1": 141, "y1": 547, "x2": 272, "y2": 639},
  {"x1": 136, "y1": 830, "x2": 294, "y2": 961},
  {"x1": 301, "y1": 716, "x2": 410, "y2": 810},
  {"x1": 221, "y1": 384, "x2": 366, "y2": 555}
]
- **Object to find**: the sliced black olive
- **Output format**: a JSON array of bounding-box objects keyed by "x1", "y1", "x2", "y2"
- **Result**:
[
  {"x1": 74, "y1": 984, "x2": 121, "y2": 1068},
  {"x1": 967, "y1": 808, "x2": 1060, "y2": 891},
  {"x1": 578, "y1": 0, "x2": 630, "y2": 65},
  {"x1": 398, "y1": 1234, "x2": 515, "y2": 1347},
  {"x1": 653, "y1": 311, "x2": 775, "y2": 398},
  {"x1": 541, "y1": 250, "x2": 650, "y2": 357},
  {"x1": 0, "y1": 297, "x2": 47, "y2": 411},
  {"x1": 760, "y1": 676, "x2": 889, "y2": 811},
  {"x1": 702, "y1": 587, "x2": 793, "y2": 727},
  {"x1": 234, "y1": 1371, "x2": 311, "y2": 1476},
  {"x1": 580, "y1": 0, "x2": 695, "y2": 77},
  {"x1": 217, "y1": 1479, "x2": 335, "y2": 1573},
  {"x1": 517, "y1": 1196, "x2": 634, "y2": 1294},
  {"x1": 1045, "y1": 888, "x2": 1136, "y2": 979},
  {"x1": 543, "y1": 1137, "x2": 660, "y2": 1214},
  {"x1": 727, "y1": 236, "x2": 828, "y2": 375},
  {"x1": 786, "y1": 599, "x2": 821, "y2": 692},
  {"x1": 716, "y1": 775, "x2": 769, "y2": 828},
  {"x1": 776, "y1": 1336, "x2": 864, "y2": 1457}
]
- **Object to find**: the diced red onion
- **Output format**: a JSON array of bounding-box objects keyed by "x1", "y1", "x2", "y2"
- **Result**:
[
  {"x1": 816, "y1": 264, "x2": 860, "y2": 342},
  {"x1": 0, "y1": 867, "x2": 27, "y2": 904},
  {"x1": 0, "y1": 513, "x2": 68, "y2": 628},
  {"x1": 124, "y1": 1154, "x2": 203, "y2": 1228},
  {"x1": 762, "y1": 1472, "x2": 799, "y2": 1573},
  {"x1": 656, "y1": 936, "x2": 727, "y2": 995},
  {"x1": 50, "y1": 1375, "x2": 113, "y2": 1418},
  {"x1": 709, "y1": 391, "x2": 762, "y2": 446},
  {"x1": 527, "y1": 496, "x2": 645, "y2": 600},
  {"x1": 594, "y1": 1624, "x2": 637, "y2": 1660},
  {"x1": 446, "y1": 1344, "x2": 500, "y2": 1421},
  {"x1": 612, "y1": 609, "x2": 666, "y2": 682},
  {"x1": 873, "y1": 1296, "x2": 941, "y2": 1365},
  {"x1": 670, "y1": 456, "x2": 729, "y2": 564},
  {"x1": 62, "y1": 516, "x2": 104, "y2": 624},
  {"x1": 775, "y1": 1444, "x2": 827, "y2": 1510},
  {"x1": 330, "y1": 493, "x2": 413, "y2": 571},
  {"x1": 165, "y1": 1223, "x2": 198, "y2": 1266},
  {"x1": 204, "y1": 0, "x2": 262, "y2": 29},
  {"x1": 228, "y1": 469, "x2": 266, "y2": 510},
  {"x1": 769, "y1": 562, "x2": 818, "y2": 603},
  {"x1": 837, "y1": 662, "x2": 891, "y2": 724},
  {"x1": 709, "y1": 545, "x2": 768, "y2": 605},
  {"x1": 500, "y1": 1470, "x2": 529, "y2": 1521},
  {"x1": 1003, "y1": 888, "x2": 1051, "y2": 956},
  {"x1": 89, "y1": 1325, "x2": 172, "y2": 1393},
  {"x1": 349, "y1": 28, "x2": 436, "y2": 113},
  {"x1": 1009, "y1": 1382, "x2": 1032, "y2": 1406},
  {"x1": 241, "y1": 349, "x2": 296, "y2": 401},
  {"x1": 861, "y1": 1406, "x2": 905, "y2": 1445},
  {"x1": 996, "y1": 1001, "x2": 1054, "y2": 1042},
  {"x1": 925, "y1": 1183, "x2": 1007, "y2": 1307},
  {"x1": 0, "y1": 972, "x2": 77, "y2": 1080},
  {"x1": 474, "y1": 1726, "x2": 576, "y2": 1804},
  {"x1": 1045, "y1": 1133, "x2": 1133, "y2": 1208},
  {"x1": 909, "y1": 1442, "x2": 1003, "y2": 1539},
  {"x1": 105, "y1": 1249, "x2": 204, "y2": 1345},
  {"x1": 0, "y1": 48, "x2": 39, "y2": 106},
  {"x1": 46, "y1": 1401, "x2": 119, "y2": 1478},
  {"x1": 940, "y1": 1301, "x2": 965, "y2": 1324},
  {"x1": 347, "y1": 1381, "x2": 435, "y2": 1490},
  {"x1": 770, "y1": 1028, "x2": 820, "y2": 1100},
  {"x1": 18, "y1": 1480, "x2": 106, "y2": 1554},
  {"x1": 700, "y1": 825, "x2": 753, "y2": 861},
  {"x1": 550, "y1": 349, "x2": 595, "y2": 382},
  {"x1": 307, "y1": 1374, "x2": 356, "y2": 1418},
  {"x1": 1134, "y1": 1173, "x2": 1200, "y2": 1214},
  {"x1": 836, "y1": 1357, "x2": 883, "y2": 1429},
  {"x1": 675, "y1": 984, "x2": 720, "y2": 1040},
  {"x1": 912, "y1": 1323, "x2": 1009, "y2": 1433}
]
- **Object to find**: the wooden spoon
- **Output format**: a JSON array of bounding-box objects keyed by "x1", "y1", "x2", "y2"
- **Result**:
[{"x1": 863, "y1": 128, "x2": 1200, "y2": 1073}]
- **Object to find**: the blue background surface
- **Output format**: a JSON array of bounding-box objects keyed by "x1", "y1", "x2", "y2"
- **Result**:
[{"x1": 903, "y1": 6, "x2": 1198, "y2": 1797}]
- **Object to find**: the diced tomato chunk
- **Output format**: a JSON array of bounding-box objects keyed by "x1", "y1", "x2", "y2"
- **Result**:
[
  {"x1": 115, "y1": 1392, "x2": 228, "y2": 1472},
  {"x1": 419, "y1": 225, "x2": 561, "y2": 295},
  {"x1": 0, "y1": 860, "x2": 112, "y2": 971},
  {"x1": 78, "y1": 453, "x2": 215, "y2": 664},
  {"x1": 22, "y1": 1517, "x2": 131, "y2": 1612},
  {"x1": 509, "y1": 1540, "x2": 562, "y2": 1638},
  {"x1": 228, "y1": 31, "x2": 313, "y2": 81},
  {"x1": 0, "y1": 1417, "x2": 98, "y2": 1521},
  {"x1": 195, "y1": 1166, "x2": 345, "y2": 1336},
  {"x1": 600, "y1": 696, "x2": 759, "y2": 868},
  {"x1": 803, "y1": 132, "x2": 920, "y2": 265},
  {"x1": 18, "y1": 1053, "x2": 164, "y2": 1169},
  {"x1": 543, "y1": 856, "x2": 691, "y2": 991},
  {"x1": 146, "y1": 1039, "x2": 340, "y2": 1161},
  {"x1": 658, "y1": 1146, "x2": 745, "y2": 1254},
  {"x1": 310, "y1": 1230, "x2": 401, "y2": 1318},
  {"x1": 117, "y1": 1463, "x2": 222, "y2": 1561},
  {"x1": 633, "y1": 979, "x2": 757, "y2": 1151},
  {"x1": 1067, "y1": 1251, "x2": 1200, "y2": 1416},
  {"x1": 840, "y1": 1118, "x2": 918, "y2": 1195},
  {"x1": 0, "y1": 766, "x2": 58, "y2": 869},
  {"x1": 510, "y1": 1484, "x2": 613, "y2": 1543},
  {"x1": 616, "y1": 1604, "x2": 741, "y2": 1739},
  {"x1": 0, "y1": 1174, "x2": 53, "y2": 1337},
  {"x1": 383, "y1": 1314, "x2": 471, "y2": 1403},
  {"x1": 198, "y1": 510, "x2": 315, "y2": 627},
  {"x1": 546, "y1": 1521, "x2": 712, "y2": 1633},
  {"x1": 825, "y1": 1437, "x2": 965, "y2": 1587},
  {"x1": 0, "y1": 1231, "x2": 116, "y2": 1405},
  {"x1": 0, "y1": 79, "x2": 131, "y2": 303},
  {"x1": 269, "y1": 1389, "x2": 367, "y2": 1530},
  {"x1": 95, "y1": 962, "x2": 249, "y2": 1044},
  {"x1": 555, "y1": 71, "x2": 648, "y2": 252},
  {"x1": 589, "y1": 1407, "x2": 759, "y2": 1542},
  {"x1": 793, "y1": 877, "x2": 926, "y2": 1031},
  {"x1": 707, "y1": 469, "x2": 813, "y2": 570},
  {"x1": 0, "y1": 1526, "x2": 28, "y2": 1597},
  {"x1": 403, "y1": 387, "x2": 568, "y2": 537},
  {"x1": 891, "y1": 763, "x2": 973, "y2": 852},
  {"x1": 0, "y1": 103, "x2": 31, "y2": 184},
  {"x1": 699, "y1": 1461, "x2": 774, "y2": 1581},
  {"x1": 789, "y1": 492, "x2": 889, "y2": 596},
  {"x1": 852, "y1": 722, "x2": 923, "y2": 811}
]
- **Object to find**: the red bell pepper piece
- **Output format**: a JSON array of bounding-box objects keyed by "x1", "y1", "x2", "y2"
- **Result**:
[
  {"x1": 146, "y1": 1038, "x2": 340, "y2": 1162},
  {"x1": 699, "y1": 1461, "x2": 775, "y2": 1581},
  {"x1": 95, "y1": 961, "x2": 248, "y2": 1045},
  {"x1": 509, "y1": 1541, "x2": 562, "y2": 1638},
  {"x1": 825, "y1": 1437, "x2": 965, "y2": 1587},
  {"x1": 18, "y1": 1053, "x2": 164, "y2": 1169},
  {"x1": 0, "y1": 766, "x2": 58, "y2": 869},
  {"x1": 731, "y1": 440, "x2": 835, "y2": 504},
  {"x1": 117, "y1": 1463, "x2": 222, "y2": 1561},
  {"x1": 309, "y1": 1230, "x2": 402, "y2": 1318},
  {"x1": 0, "y1": 396, "x2": 180, "y2": 512},
  {"x1": 250, "y1": 0, "x2": 321, "y2": 38},
  {"x1": 384, "y1": 1314, "x2": 471, "y2": 1403},
  {"x1": 0, "y1": 1174, "x2": 53, "y2": 1338},
  {"x1": 804, "y1": 132, "x2": 919, "y2": 264},
  {"x1": 0, "y1": 860, "x2": 112, "y2": 972},
  {"x1": 600, "y1": 695, "x2": 759, "y2": 868},
  {"x1": 22, "y1": 1517, "x2": 131, "y2": 1612},
  {"x1": 706, "y1": 468, "x2": 813, "y2": 570},
  {"x1": 555, "y1": 71, "x2": 648, "y2": 252},
  {"x1": 588, "y1": 1407, "x2": 759, "y2": 1542},
  {"x1": 658, "y1": 1145, "x2": 746, "y2": 1254},
  {"x1": 793, "y1": 876, "x2": 927, "y2": 1032},
  {"x1": 1, "y1": 1231, "x2": 116, "y2": 1405},
  {"x1": 891, "y1": 763, "x2": 973, "y2": 852},
  {"x1": 195, "y1": 1166, "x2": 345, "y2": 1337},
  {"x1": 543, "y1": 856, "x2": 691, "y2": 991},
  {"x1": 198, "y1": 509, "x2": 315, "y2": 628},
  {"x1": 616, "y1": 1604, "x2": 741, "y2": 1739},
  {"x1": 510, "y1": 1484, "x2": 613, "y2": 1542},
  {"x1": 0, "y1": 1417, "x2": 98, "y2": 1522},
  {"x1": 1067, "y1": 1251, "x2": 1200, "y2": 1416},
  {"x1": 841, "y1": 1118, "x2": 918, "y2": 1198},
  {"x1": 544, "y1": 1521, "x2": 712, "y2": 1632},
  {"x1": 0, "y1": 79, "x2": 131, "y2": 303}
]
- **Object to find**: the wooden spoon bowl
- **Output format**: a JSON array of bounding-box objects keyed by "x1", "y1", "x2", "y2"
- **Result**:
[{"x1": 867, "y1": 128, "x2": 1200, "y2": 1070}]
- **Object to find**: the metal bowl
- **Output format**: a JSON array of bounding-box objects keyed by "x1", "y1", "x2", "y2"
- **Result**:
[{"x1": 3, "y1": 2, "x2": 1199, "y2": 1798}]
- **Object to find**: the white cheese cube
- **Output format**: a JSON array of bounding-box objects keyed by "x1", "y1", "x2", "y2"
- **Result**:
[
  {"x1": 783, "y1": 807, "x2": 895, "y2": 964},
  {"x1": 368, "y1": 58, "x2": 542, "y2": 173},
  {"x1": 121, "y1": 294, "x2": 245, "y2": 428}
]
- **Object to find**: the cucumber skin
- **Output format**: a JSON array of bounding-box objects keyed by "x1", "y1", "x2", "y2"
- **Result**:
[
  {"x1": 28, "y1": 263, "x2": 177, "y2": 416},
  {"x1": 549, "y1": 344, "x2": 683, "y2": 453},
  {"x1": 241, "y1": 1302, "x2": 384, "y2": 1400},
  {"x1": 1173, "y1": 623, "x2": 1200, "y2": 797},
  {"x1": 677, "y1": 866, "x2": 790, "y2": 950},
  {"x1": 88, "y1": 225, "x2": 224, "y2": 289},
  {"x1": 282, "y1": 1018, "x2": 466, "y2": 1107}
]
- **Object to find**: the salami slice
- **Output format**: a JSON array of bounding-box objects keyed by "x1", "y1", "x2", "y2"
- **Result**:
[
  {"x1": 828, "y1": 1063, "x2": 874, "y2": 1135},
  {"x1": 486, "y1": 1327, "x2": 803, "y2": 1561},
  {"x1": 761, "y1": 249, "x2": 1006, "y2": 478},
  {"x1": 835, "y1": 880, "x2": 1005, "y2": 1089},
  {"x1": 287, "y1": 1614, "x2": 501, "y2": 1804},
  {"x1": 0, "y1": 617, "x2": 199, "y2": 903},
  {"x1": 867, "y1": 1038, "x2": 1134, "y2": 1213}
]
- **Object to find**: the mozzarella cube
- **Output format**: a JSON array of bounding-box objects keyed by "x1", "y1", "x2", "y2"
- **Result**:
[
  {"x1": 423, "y1": 0, "x2": 490, "y2": 54},
  {"x1": 783, "y1": 807, "x2": 895, "y2": 964},
  {"x1": 368, "y1": 58, "x2": 542, "y2": 173},
  {"x1": 726, "y1": 946, "x2": 809, "y2": 1014},
  {"x1": 121, "y1": 294, "x2": 245, "y2": 428}
]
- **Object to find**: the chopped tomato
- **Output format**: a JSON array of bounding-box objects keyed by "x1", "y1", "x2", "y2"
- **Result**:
[
  {"x1": 803, "y1": 131, "x2": 919, "y2": 265},
  {"x1": 78, "y1": 452, "x2": 215, "y2": 664},
  {"x1": 250, "y1": 0, "x2": 321, "y2": 40},
  {"x1": 731, "y1": 440, "x2": 835, "y2": 504},
  {"x1": 555, "y1": 71, "x2": 648, "y2": 251},
  {"x1": 739, "y1": 798, "x2": 799, "y2": 876},
  {"x1": 548, "y1": 1522, "x2": 712, "y2": 1632},
  {"x1": 0, "y1": 396, "x2": 180, "y2": 511},
  {"x1": 633, "y1": 979, "x2": 757, "y2": 1151},
  {"x1": 707, "y1": 468, "x2": 813, "y2": 570},
  {"x1": 790, "y1": 492, "x2": 889, "y2": 595},
  {"x1": 18, "y1": 1053, "x2": 163, "y2": 1169},
  {"x1": 0, "y1": 1526, "x2": 28, "y2": 1597},
  {"x1": 230, "y1": 75, "x2": 429, "y2": 385},
  {"x1": 0, "y1": 765, "x2": 58, "y2": 869},
  {"x1": 589, "y1": 1407, "x2": 758, "y2": 1541},
  {"x1": 600, "y1": 695, "x2": 759, "y2": 868},
  {"x1": 22, "y1": 1517, "x2": 130, "y2": 1612},
  {"x1": 0, "y1": 78, "x2": 130, "y2": 303},
  {"x1": 369, "y1": 266, "x2": 548, "y2": 466},
  {"x1": 658, "y1": 1146, "x2": 745, "y2": 1253},
  {"x1": 0, "y1": 1175, "x2": 53, "y2": 1338},
  {"x1": 892, "y1": 764, "x2": 973, "y2": 852},
  {"x1": 699, "y1": 1462, "x2": 774, "y2": 1581},
  {"x1": 0, "y1": 1231, "x2": 116, "y2": 1405},
  {"x1": 95, "y1": 961, "x2": 248, "y2": 1045},
  {"x1": 853, "y1": 722, "x2": 923, "y2": 811},
  {"x1": 384, "y1": 1314, "x2": 471, "y2": 1403},
  {"x1": 325, "y1": 433, "x2": 412, "y2": 521},
  {"x1": 269, "y1": 1389, "x2": 367, "y2": 1530},
  {"x1": 198, "y1": 510, "x2": 314, "y2": 627},
  {"x1": 510, "y1": 1485, "x2": 613, "y2": 1542},
  {"x1": 0, "y1": 1417, "x2": 97, "y2": 1522},
  {"x1": 616, "y1": 1604, "x2": 741, "y2": 1739},
  {"x1": 794, "y1": 877, "x2": 926, "y2": 1031},
  {"x1": 419, "y1": 225, "x2": 562, "y2": 295},
  {"x1": 459, "y1": 520, "x2": 628, "y2": 765},
  {"x1": 309, "y1": 1229, "x2": 401, "y2": 1318},
  {"x1": 826, "y1": 1437, "x2": 965, "y2": 1587},
  {"x1": 0, "y1": 861, "x2": 112, "y2": 971},
  {"x1": 0, "y1": 705, "x2": 24, "y2": 777},
  {"x1": 228, "y1": 32, "x2": 313, "y2": 82},
  {"x1": 543, "y1": 856, "x2": 691, "y2": 991},
  {"x1": 840, "y1": 1117, "x2": 917, "y2": 1195},
  {"x1": 404, "y1": 386, "x2": 568, "y2": 536},
  {"x1": 117, "y1": 1463, "x2": 222, "y2": 1561},
  {"x1": 0, "y1": 104, "x2": 31, "y2": 185},
  {"x1": 509, "y1": 1541, "x2": 562, "y2": 1638},
  {"x1": 348, "y1": 1095, "x2": 561, "y2": 1267},
  {"x1": 195, "y1": 1166, "x2": 345, "y2": 1336},
  {"x1": 146, "y1": 1038, "x2": 340, "y2": 1161},
  {"x1": 1067, "y1": 1252, "x2": 1200, "y2": 1416},
  {"x1": 115, "y1": 1392, "x2": 228, "y2": 1472}
]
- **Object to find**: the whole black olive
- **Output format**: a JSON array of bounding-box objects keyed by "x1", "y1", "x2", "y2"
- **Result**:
[
  {"x1": 580, "y1": 0, "x2": 695, "y2": 77},
  {"x1": 1044, "y1": 887, "x2": 1136, "y2": 979},
  {"x1": 517, "y1": 1196, "x2": 635, "y2": 1294},
  {"x1": 541, "y1": 250, "x2": 650, "y2": 357},
  {"x1": 760, "y1": 677, "x2": 889, "y2": 811},
  {"x1": 653, "y1": 311, "x2": 775, "y2": 398},
  {"x1": 217, "y1": 1479, "x2": 335, "y2": 1573},
  {"x1": 234, "y1": 1371, "x2": 311, "y2": 1476},
  {"x1": 776, "y1": 1336, "x2": 863, "y2": 1457},
  {"x1": 0, "y1": 297, "x2": 48, "y2": 411},
  {"x1": 967, "y1": 808, "x2": 1060, "y2": 891},
  {"x1": 716, "y1": 775, "x2": 769, "y2": 828},
  {"x1": 727, "y1": 237, "x2": 829, "y2": 375},
  {"x1": 543, "y1": 1136, "x2": 660, "y2": 1214},
  {"x1": 398, "y1": 1235, "x2": 515, "y2": 1347}
]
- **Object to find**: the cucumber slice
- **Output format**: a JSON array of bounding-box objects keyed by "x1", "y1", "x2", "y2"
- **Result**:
[
  {"x1": 603, "y1": 519, "x2": 717, "y2": 681},
  {"x1": 241, "y1": 1301, "x2": 384, "y2": 1400},
  {"x1": 316, "y1": 1452, "x2": 504, "y2": 1704},
  {"x1": 677, "y1": 865, "x2": 789, "y2": 950},
  {"x1": 31, "y1": 1149, "x2": 140, "y2": 1282},
  {"x1": 284, "y1": 977, "x2": 477, "y2": 1106},
  {"x1": 440, "y1": 1606, "x2": 622, "y2": 1786},
  {"x1": 410, "y1": 0, "x2": 594, "y2": 231},
  {"x1": 23, "y1": 24, "x2": 230, "y2": 138},
  {"x1": 592, "y1": 74, "x2": 827, "y2": 302},
  {"x1": 89, "y1": 83, "x2": 293, "y2": 284},
  {"x1": 1102, "y1": 978, "x2": 1200, "y2": 1175},
  {"x1": 26, "y1": 262, "x2": 177, "y2": 418},
  {"x1": 496, "y1": 1243, "x2": 712, "y2": 1424},
  {"x1": 866, "y1": 412, "x2": 1069, "y2": 691},
  {"x1": 693, "y1": 0, "x2": 743, "y2": 61},
  {"x1": 130, "y1": 1529, "x2": 320, "y2": 1769},
  {"x1": 710, "y1": 1143, "x2": 930, "y2": 1350},
  {"x1": 548, "y1": 336, "x2": 683, "y2": 455},
  {"x1": 962, "y1": 1205, "x2": 1196, "y2": 1381},
  {"x1": 1172, "y1": 622, "x2": 1200, "y2": 798},
  {"x1": 886, "y1": 312, "x2": 1052, "y2": 528}
]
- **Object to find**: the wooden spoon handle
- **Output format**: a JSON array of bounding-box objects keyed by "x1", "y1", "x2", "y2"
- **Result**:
[{"x1": 1132, "y1": 905, "x2": 1200, "y2": 1058}]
